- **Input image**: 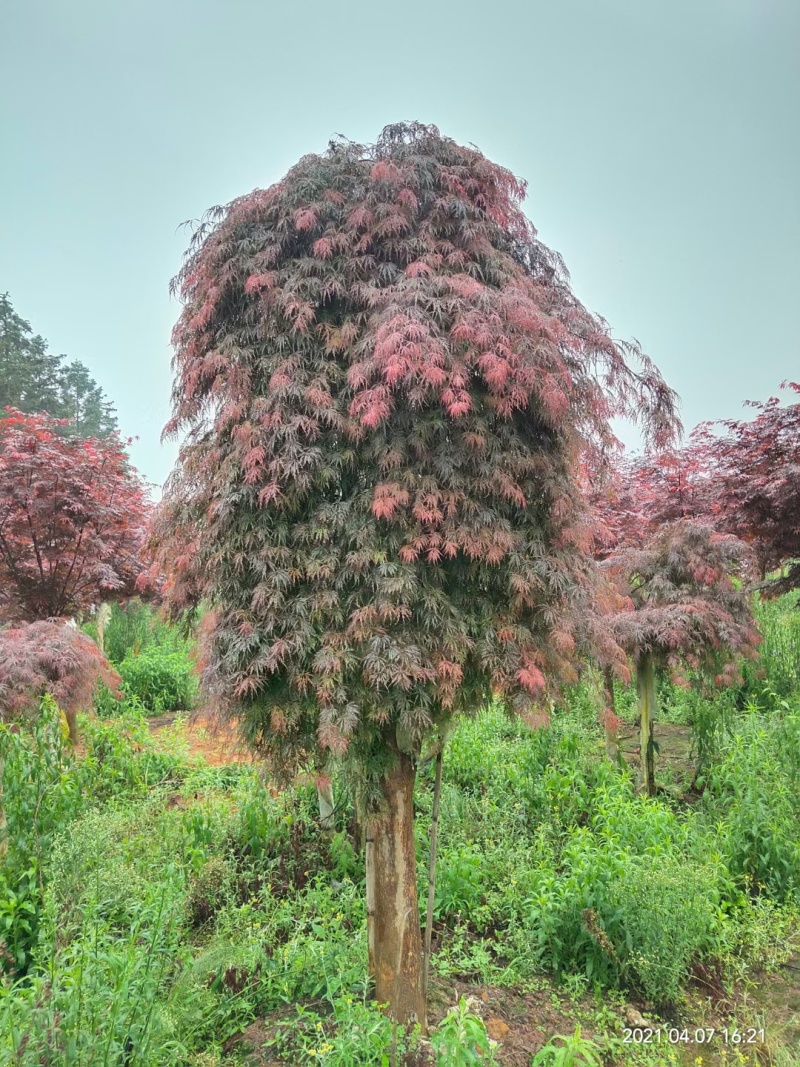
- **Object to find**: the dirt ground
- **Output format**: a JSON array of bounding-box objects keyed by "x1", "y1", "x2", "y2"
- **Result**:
[
  {"x1": 147, "y1": 710, "x2": 256, "y2": 767},
  {"x1": 148, "y1": 712, "x2": 698, "y2": 782},
  {"x1": 225, "y1": 976, "x2": 619, "y2": 1067}
]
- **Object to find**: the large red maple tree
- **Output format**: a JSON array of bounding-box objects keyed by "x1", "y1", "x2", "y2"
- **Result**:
[
  {"x1": 150, "y1": 123, "x2": 678, "y2": 1025},
  {"x1": 700, "y1": 382, "x2": 800, "y2": 593},
  {"x1": 0, "y1": 409, "x2": 150, "y2": 623}
]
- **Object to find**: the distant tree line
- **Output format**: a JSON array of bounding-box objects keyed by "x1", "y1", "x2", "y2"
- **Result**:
[{"x1": 0, "y1": 292, "x2": 117, "y2": 438}]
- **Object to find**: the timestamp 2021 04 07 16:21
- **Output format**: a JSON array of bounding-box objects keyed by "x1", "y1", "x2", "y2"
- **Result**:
[{"x1": 623, "y1": 1028, "x2": 766, "y2": 1045}]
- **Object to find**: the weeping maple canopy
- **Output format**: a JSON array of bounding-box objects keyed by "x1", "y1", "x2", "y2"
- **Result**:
[
  {"x1": 0, "y1": 619, "x2": 121, "y2": 740},
  {"x1": 703, "y1": 382, "x2": 800, "y2": 596},
  {"x1": 603, "y1": 521, "x2": 760, "y2": 687},
  {"x1": 151, "y1": 123, "x2": 678, "y2": 779}
]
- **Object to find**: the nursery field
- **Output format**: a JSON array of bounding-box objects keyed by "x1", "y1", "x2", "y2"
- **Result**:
[{"x1": 1, "y1": 597, "x2": 799, "y2": 1067}]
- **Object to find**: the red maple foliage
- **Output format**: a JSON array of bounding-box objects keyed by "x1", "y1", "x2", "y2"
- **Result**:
[
  {"x1": 153, "y1": 124, "x2": 678, "y2": 731},
  {"x1": 0, "y1": 619, "x2": 121, "y2": 740},
  {"x1": 0, "y1": 409, "x2": 150, "y2": 623},
  {"x1": 602, "y1": 520, "x2": 760, "y2": 793},
  {"x1": 150, "y1": 122, "x2": 680, "y2": 1023},
  {"x1": 583, "y1": 439, "x2": 720, "y2": 559},
  {"x1": 592, "y1": 382, "x2": 800, "y2": 599},
  {"x1": 697, "y1": 382, "x2": 800, "y2": 594},
  {"x1": 605, "y1": 521, "x2": 759, "y2": 679}
]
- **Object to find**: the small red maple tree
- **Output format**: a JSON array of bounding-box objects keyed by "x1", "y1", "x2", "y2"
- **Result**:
[
  {"x1": 592, "y1": 382, "x2": 800, "y2": 598},
  {"x1": 0, "y1": 619, "x2": 121, "y2": 741},
  {"x1": 603, "y1": 521, "x2": 760, "y2": 794},
  {"x1": 0, "y1": 409, "x2": 150, "y2": 623},
  {"x1": 584, "y1": 442, "x2": 717, "y2": 556}
]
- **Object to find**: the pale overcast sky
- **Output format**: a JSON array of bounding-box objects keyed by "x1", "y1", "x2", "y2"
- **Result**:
[{"x1": 1, "y1": 0, "x2": 797, "y2": 495}]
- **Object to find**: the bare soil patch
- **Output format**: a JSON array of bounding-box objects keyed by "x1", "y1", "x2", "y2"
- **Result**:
[{"x1": 148, "y1": 710, "x2": 256, "y2": 767}]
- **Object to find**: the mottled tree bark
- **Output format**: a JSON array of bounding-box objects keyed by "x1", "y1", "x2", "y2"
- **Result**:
[
  {"x1": 636, "y1": 652, "x2": 656, "y2": 795},
  {"x1": 422, "y1": 747, "x2": 443, "y2": 1006},
  {"x1": 365, "y1": 750, "x2": 426, "y2": 1028}
]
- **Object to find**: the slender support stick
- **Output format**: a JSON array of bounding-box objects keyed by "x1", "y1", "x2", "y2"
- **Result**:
[
  {"x1": 317, "y1": 780, "x2": 335, "y2": 831},
  {"x1": 365, "y1": 827, "x2": 376, "y2": 983},
  {"x1": 603, "y1": 665, "x2": 619, "y2": 764},
  {"x1": 422, "y1": 746, "x2": 443, "y2": 1006},
  {"x1": 96, "y1": 601, "x2": 111, "y2": 656},
  {"x1": 636, "y1": 651, "x2": 657, "y2": 796}
]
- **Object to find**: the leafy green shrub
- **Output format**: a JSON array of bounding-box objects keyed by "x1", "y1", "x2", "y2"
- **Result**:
[
  {"x1": 516, "y1": 828, "x2": 629, "y2": 986},
  {"x1": 512, "y1": 810, "x2": 721, "y2": 998},
  {"x1": 186, "y1": 856, "x2": 233, "y2": 928},
  {"x1": 686, "y1": 686, "x2": 738, "y2": 773},
  {"x1": 79, "y1": 708, "x2": 189, "y2": 797},
  {"x1": 748, "y1": 591, "x2": 800, "y2": 701},
  {"x1": 1, "y1": 792, "x2": 196, "y2": 1065},
  {"x1": 1, "y1": 847, "x2": 186, "y2": 1065},
  {"x1": 434, "y1": 845, "x2": 487, "y2": 921},
  {"x1": 118, "y1": 645, "x2": 198, "y2": 712},
  {"x1": 531, "y1": 1026, "x2": 603, "y2": 1067},
  {"x1": 430, "y1": 997, "x2": 497, "y2": 1065},
  {"x1": 590, "y1": 784, "x2": 686, "y2": 855},
  {"x1": 610, "y1": 855, "x2": 720, "y2": 1003},
  {"x1": 704, "y1": 710, "x2": 800, "y2": 900},
  {"x1": 0, "y1": 696, "x2": 82, "y2": 973},
  {"x1": 233, "y1": 779, "x2": 282, "y2": 862},
  {"x1": 266, "y1": 996, "x2": 415, "y2": 1065},
  {"x1": 0, "y1": 696, "x2": 195, "y2": 980},
  {"x1": 721, "y1": 896, "x2": 800, "y2": 982},
  {"x1": 86, "y1": 598, "x2": 191, "y2": 666}
]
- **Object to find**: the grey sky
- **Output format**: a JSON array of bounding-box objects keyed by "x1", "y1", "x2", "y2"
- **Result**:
[{"x1": 1, "y1": 0, "x2": 797, "y2": 495}]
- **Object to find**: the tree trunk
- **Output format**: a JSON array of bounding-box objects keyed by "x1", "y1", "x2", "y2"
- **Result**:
[
  {"x1": 636, "y1": 652, "x2": 656, "y2": 796},
  {"x1": 422, "y1": 747, "x2": 443, "y2": 1006},
  {"x1": 603, "y1": 666, "x2": 619, "y2": 763},
  {"x1": 365, "y1": 750, "x2": 426, "y2": 1029},
  {"x1": 96, "y1": 601, "x2": 112, "y2": 656}
]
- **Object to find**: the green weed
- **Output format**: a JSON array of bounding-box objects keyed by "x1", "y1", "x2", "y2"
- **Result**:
[
  {"x1": 430, "y1": 996, "x2": 497, "y2": 1065},
  {"x1": 118, "y1": 645, "x2": 198, "y2": 713}
]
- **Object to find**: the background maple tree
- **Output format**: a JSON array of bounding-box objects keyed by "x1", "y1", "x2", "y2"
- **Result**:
[
  {"x1": 702, "y1": 382, "x2": 800, "y2": 596},
  {"x1": 593, "y1": 382, "x2": 799, "y2": 602},
  {"x1": 0, "y1": 620, "x2": 121, "y2": 742},
  {"x1": 0, "y1": 409, "x2": 150, "y2": 624},
  {"x1": 602, "y1": 521, "x2": 760, "y2": 794}
]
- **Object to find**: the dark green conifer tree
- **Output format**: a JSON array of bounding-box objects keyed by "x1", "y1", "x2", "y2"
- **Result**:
[{"x1": 0, "y1": 293, "x2": 117, "y2": 437}]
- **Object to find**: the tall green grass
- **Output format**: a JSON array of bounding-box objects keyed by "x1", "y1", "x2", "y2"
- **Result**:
[{"x1": 750, "y1": 590, "x2": 800, "y2": 701}]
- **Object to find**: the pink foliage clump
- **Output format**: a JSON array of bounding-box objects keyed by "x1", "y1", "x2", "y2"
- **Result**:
[{"x1": 0, "y1": 620, "x2": 120, "y2": 741}]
